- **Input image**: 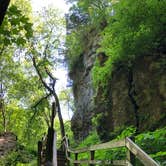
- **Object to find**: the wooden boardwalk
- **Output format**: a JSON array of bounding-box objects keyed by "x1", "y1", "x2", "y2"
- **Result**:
[
  {"x1": 60, "y1": 136, "x2": 159, "y2": 166},
  {"x1": 38, "y1": 134, "x2": 159, "y2": 166}
]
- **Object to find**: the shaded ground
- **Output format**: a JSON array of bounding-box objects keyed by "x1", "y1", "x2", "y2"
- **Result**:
[{"x1": 0, "y1": 132, "x2": 17, "y2": 157}]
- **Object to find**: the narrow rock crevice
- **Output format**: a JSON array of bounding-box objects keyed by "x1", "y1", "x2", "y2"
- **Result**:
[{"x1": 128, "y1": 68, "x2": 139, "y2": 133}]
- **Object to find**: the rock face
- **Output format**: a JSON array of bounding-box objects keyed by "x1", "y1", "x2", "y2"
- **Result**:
[
  {"x1": 0, "y1": 132, "x2": 17, "y2": 157},
  {"x1": 110, "y1": 54, "x2": 166, "y2": 133},
  {"x1": 70, "y1": 36, "x2": 99, "y2": 140},
  {"x1": 133, "y1": 55, "x2": 166, "y2": 131},
  {"x1": 70, "y1": 36, "x2": 166, "y2": 140}
]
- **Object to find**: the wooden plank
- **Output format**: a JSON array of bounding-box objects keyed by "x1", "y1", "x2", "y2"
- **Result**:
[
  {"x1": 45, "y1": 127, "x2": 54, "y2": 162},
  {"x1": 126, "y1": 149, "x2": 135, "y2": 166},
  {"x1": 37, "y1": 141, "x2": 42, "y2": 166},
  {"x1": 90, "y1": 139, "x2": 125, "y2": 151},
  {"x1": 67, "y1": 139, "x2": 125, "y2": 154},
  {"x1": 126, "y1": 160, "x2": 133, "y2": 166},
  {"x1": 74, "y1": 153, "x2": 78, "y2": 166},
  {"x1": 126, "y1": 137, "x2": 135, "y2": 165},
  {"x1": 90, "y1": 150, "x2": 95, "y2": 166},
  {"x1": 125, "y1": 137, "x2": 159, "y2": 166},
  {"x1": 74, "y1": 159, "x2": 126, "y2": 165},
  {"x1": 67, "y1": 158, "x2": 126, "y2": 165},
  {"x1": 113, "y1": 160, "x2": 127, "y2": 166},
  {"x1": 69, "y1": 147, "x2": 89, "y2": 153}
]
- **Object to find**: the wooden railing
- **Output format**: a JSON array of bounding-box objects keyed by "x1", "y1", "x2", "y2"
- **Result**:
[{"x1": 62, "y1": 136, "x2": 159, "y2": 166}]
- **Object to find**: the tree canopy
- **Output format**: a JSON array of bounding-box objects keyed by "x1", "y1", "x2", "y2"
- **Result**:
[{"x1": 0, "y1": 1, "x2": 68, "y2": 164}]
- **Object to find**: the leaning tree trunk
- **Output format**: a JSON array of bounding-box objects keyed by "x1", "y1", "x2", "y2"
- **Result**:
[
  {"x1": 53, "y1": 92, "x2": 65, "y2": 139},
  {"x1": 32, "y1": 56, "x2": 65, "y2": 139}
]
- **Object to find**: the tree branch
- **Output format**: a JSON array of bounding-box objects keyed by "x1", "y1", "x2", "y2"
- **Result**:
[
  {"x1": 45, "y1": 67, "x2": 57, "y2": 81},
  {"x1": 45, "y1": 67, "x2": 58, "y2": 91},
  {"x1": 31, "y1": 93, "x2": 51, "y2": 109},
  {"x1": 31, "y1": 56, "x2": 53, "y2": 93},
  {"x1": 43, "y1": 109, "x2": 50, "y2": 127}
]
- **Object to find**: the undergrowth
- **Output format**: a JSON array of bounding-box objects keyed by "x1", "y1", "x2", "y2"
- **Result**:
[{"x1": 69, "y1": 127, "x2": 166, "y2": 165}]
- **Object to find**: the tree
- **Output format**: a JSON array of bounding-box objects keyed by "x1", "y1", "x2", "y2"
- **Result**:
[
  {"x1": 31, "y1": 56, "x2": 65, "y2": 137},
  {"x1": 0, "y1": 2, "x2": 34, "y2": 133},
  {"x1": 27, "y1": 7, "x2": 66, "y2": 138},
  {"x1": 0, "y1": 1, "x2": 47, "y2": 151}
]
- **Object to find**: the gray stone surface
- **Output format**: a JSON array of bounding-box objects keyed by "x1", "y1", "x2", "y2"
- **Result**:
[{"x1": 70, "y1": 33, "x2": 166, "y2": 140}]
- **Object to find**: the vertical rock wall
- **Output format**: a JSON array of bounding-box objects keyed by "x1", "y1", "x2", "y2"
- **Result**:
[
  {"x1": 70, "y1": 37, "x2": 166, "y2": 140},
  {"x1": 70, "y1": 35, "x2": 99, "y2": 140}
]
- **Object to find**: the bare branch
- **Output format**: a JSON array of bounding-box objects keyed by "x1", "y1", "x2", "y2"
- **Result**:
[
  {"x1": 43, "y1": 27, "x2": 54, "y2": 59},
  {"x1": 32, "y1": 56, "x2": 53, "y2": 93},
  {"x1": 45, "y1": 67, "x2": 58, "y2": 91},
  {"x1": 31, "y1": 93, "x2": 51, "y2": 109},
  {"x1": 43, "y1": 43, "x2": 49, "y2": 59},
  {"x1": 45, "y1": 67, "x2": 57, "y2": 81},
  {"x1": 43, "y1": 109, "x2": 50, "y2": 127}
]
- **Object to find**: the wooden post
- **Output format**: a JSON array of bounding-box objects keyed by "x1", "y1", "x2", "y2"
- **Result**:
[
  {"x1": 46, "y1": 127, "x2": 54, "y2": 163},
  {"x1": 45, "y1": 102, "x2": 56, "y2": 164},
  {"x1": 38, "y1": 141, "x2": 42, "y2": 166},
  {"x1": 74, "y1": 153, "x2": 78, "y2": 166},
  {"x1": 126, "y1": 136, "x2": 135, "y2": 165},
  {"x1": 90, "y1": 150, "x2": 95, "y2": 166},
  {"x1": 51, "y1": 102, "x2": 56, "y2": 129},
  {"x1": 53, "y1": 131, "x2": 57, "y2": 166}
]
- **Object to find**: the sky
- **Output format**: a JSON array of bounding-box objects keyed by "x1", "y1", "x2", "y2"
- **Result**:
[
  {"x1": 31, "y1": 0, "x2": 69, "y2": 13},
  {"x1": 30, "y1": 0, "x2": 73, "y2": 120}
]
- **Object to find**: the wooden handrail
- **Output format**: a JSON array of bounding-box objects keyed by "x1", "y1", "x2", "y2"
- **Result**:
[
  {"x1": 61, "y1": 136, "x2": 159, "y2": 166},
  {"x1": 125, "y1": 137, "x2": 159, "y2": 166},
  {"x1": 67, "y1": 139, "x2": 125, "y2": 154}
]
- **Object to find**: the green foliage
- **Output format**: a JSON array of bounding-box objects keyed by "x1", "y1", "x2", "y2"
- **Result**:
[
  {"x1": 78, "y1": 131, "x2": 100, "y2": 148},
  {"x1": 117, "y1": 126, "x2": 136, "y2": 139},
  {"x1": 0, "y1": 5, "x2": 33, "y2": 48},
  {"x1": 77, "y1": 0, "x2": 108, "y2": 27},
  {"x1": 92, "y1": 59, "x2": 112, "y2": 90},
  {"x1": 0, "y1": 0, "x2": 66, "y2": 147},
  {"x1": 65, "y1": 31, "x2": 83, "y2": 71},
  {"x1": 70, "y1": 130, "x2": 126, "y2": 161},
  {"x1": 67, "y1": 0, "x2": 166, "y2": 93},
  {"x1": 136, "y1": 127, "x2": 166, "y2": 153},
  {"x1": 92, "y1": 0, "x2": 166, "y2": 89},
  {"x1": 0, "y1": 144, "x2": 35, "y2": 166},
  {"x1": 65, "y1": 0, "x2": 109, "y2": 71},
  {"x1": 0, "y1": 1, "x2": 65, "y2": 162},
  {"x1": 136, "y1": 127, "x2": 166, "y2": 165},
  {"x1": 0, "y1": 0, "x2": 70, "y2": 164},
  {"x1": 150, "y1": 151, "x2": 166, "y2": 165},
  {"x1": 69, "y1": 127, "x2": 166, "y2": 164}
]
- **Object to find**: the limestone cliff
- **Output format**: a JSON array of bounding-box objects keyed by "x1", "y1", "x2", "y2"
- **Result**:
[
  {"x1": 70, "y1": 38, "x2": 166, "y2": 141},
  {"x1": 70, "y1": 35, "x2": 100, "y2": 140}
]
